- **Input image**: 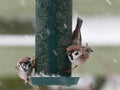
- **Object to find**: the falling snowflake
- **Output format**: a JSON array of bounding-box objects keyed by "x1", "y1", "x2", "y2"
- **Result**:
[
  {"x1": 53, "y1": 50, "x2": 58, "y2": 56},
  {"x1": 39, "y1": 33, "x2": 43, "y2": 39},
  {"x1": 47, "y1": 29, "x2": 51, "y2": 35},
  {"x1": 113, "y1": 58, "x2": 118, "y2": 63},
  {"x1": 106, "y1": 0, "x2": 112, "y2": 5},
  {"x1": 63, "y1": 23, "x2": 67, "y2": 29},
  {"x1": 20, "y1": 0, "x2": 26, "y2": 6}
]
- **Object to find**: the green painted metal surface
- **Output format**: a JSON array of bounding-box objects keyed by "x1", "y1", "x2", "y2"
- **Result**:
[
  {"x1": 29, "y1": 77, "x2": 79, "y2": 86},
  {"x1": 29, "y1": 0, "x2": 79, "y2": 86},
  {"x1": 35, "y1": 0, "x2": 72, "y2": 76}
]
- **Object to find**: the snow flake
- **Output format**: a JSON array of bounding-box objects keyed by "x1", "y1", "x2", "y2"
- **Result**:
[
  {"x1": 113, "y1": 58, "x2": 118, "y2": 63},
  {"x1": 63, "y1": 23, "x2": 67, "y2": 29},
  {"x1": 39, "y1": 33, "x2": 43, "y2": 39},
  {"x1": 106, "y1": 0, "x2": 112, "y2": 5},
  {"x1": 53, "y1": 50, "x2": 58, "y2": 56},
  {"x1": 20, "y1": 0, "x2": 26, "y2": 6},
  {"x1": 47, "y1": 29, "x2": 51, "y2": 35}
]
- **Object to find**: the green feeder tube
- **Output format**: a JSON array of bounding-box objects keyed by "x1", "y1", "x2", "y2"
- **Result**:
[{"x1": 29, "y1": 0, "x2": 79, "y2": 86}]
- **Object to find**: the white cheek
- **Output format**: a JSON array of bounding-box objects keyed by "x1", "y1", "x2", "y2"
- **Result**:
[
  {"x1": 67, "y1": 55, "x2": 80, "y2": 65},
  {"x1": 71, "y1": 51, "x2": 82, "y2": 65},
  {"x1": 70, "y1": 59, "x2": 81, "y2": 65},
  {"x1": 73, "y1": 52, "x2": 82, "y2": 59},
  {"x1": 73, "y1": 54, "x2": 79, "y2": 59},
  {"x1": 19, "y1": 67, "x2": 24, "y2": 72},
  {"x1": 26, "y1": 65, "x2": 30, "y2": 70},
  {"x1": 67, "y1": 55, "x2": 72, "y2": 61},
  {"x1": 17, "y1": 64, "x2": 24, "y2": 72}
]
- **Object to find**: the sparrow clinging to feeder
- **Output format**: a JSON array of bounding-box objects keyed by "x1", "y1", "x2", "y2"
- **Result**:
[
  {"x1": 66, "y1": 17, "x2": 93, "y2": 70},
  {"x1": 15, "y1": 56, "x2": 35, "y2": 83}
]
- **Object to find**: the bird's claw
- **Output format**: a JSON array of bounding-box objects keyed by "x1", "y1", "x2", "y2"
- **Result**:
[{"x1": 31, "y1": 56, "x2": 35, "y2": 68}]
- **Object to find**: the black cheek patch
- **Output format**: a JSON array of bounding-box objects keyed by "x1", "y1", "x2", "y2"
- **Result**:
[
  {"x1": 68, "y1": 51, "x2": 75, "y2": 60},
  {"x1": 28, "y1": 63, "x2": 32, "y2": 67},
  {"x1": 75, "y1": 51, "x2": 79, "y2": 55}
]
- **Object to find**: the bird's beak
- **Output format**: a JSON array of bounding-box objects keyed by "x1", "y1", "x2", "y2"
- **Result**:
[
  {"x1": 66, "y1": 51, "x2": 70, "y2": 55},
  {"x1": 91, "y1": 49, "x2": 93, "y2": 52}
]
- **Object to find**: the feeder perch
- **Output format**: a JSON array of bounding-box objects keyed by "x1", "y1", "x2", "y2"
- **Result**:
[{"x1": 29, "y1": 0, "x2": 79, "y2": 86}]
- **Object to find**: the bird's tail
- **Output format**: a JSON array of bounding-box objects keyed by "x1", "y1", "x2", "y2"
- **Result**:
[
  {"x1": 75, "y1": 17, "x2": 83, "y2": 31},
  {"x1": 72, "y1": 17, "x2": 83, "y2": 46}
]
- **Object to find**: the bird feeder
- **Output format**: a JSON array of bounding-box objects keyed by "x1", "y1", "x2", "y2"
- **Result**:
[{"x1": 29, "y1": 0, "x2": 79, "y2": 86}]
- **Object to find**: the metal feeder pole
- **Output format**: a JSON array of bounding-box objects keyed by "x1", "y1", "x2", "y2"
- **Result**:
[{"x1": 29, "y1": 0, "x2": 79, "y2": 86}]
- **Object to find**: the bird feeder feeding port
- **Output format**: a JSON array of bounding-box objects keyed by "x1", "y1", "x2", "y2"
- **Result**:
[{"x1": 29, "y1": 0, "x2": 80, "y2": 86}]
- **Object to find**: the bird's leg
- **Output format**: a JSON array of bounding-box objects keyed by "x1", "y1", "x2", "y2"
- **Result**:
[
  {"x1": 65, "y1": 65, "x2": 78, "y2": 73},
  {"x1": 72, "y1": 65, "x2": 78, "y2": 70},
  {"x1": 25, "y1": 77, "x2": 29, "y2": 84}
]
